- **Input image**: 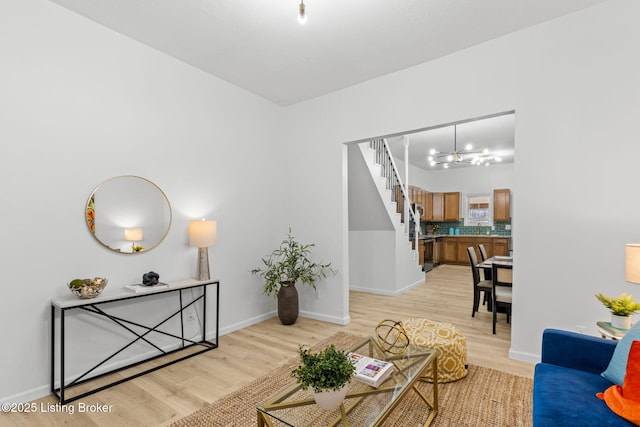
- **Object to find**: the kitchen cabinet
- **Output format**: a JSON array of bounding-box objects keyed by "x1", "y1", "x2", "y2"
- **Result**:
[
  {"x1": 493, "y1": 189, "x2": 511, "y2": 222},
  {"x1": 442, "y1": 238, "x2": 458, "y2": 263},
  {"x1": 423, "y1": 191, "x2": 433, "y2": 221},
  {"x1": 439, "y1": 236, "x2": 510, "y2": 265},
  {"x1": 432, "y1": 193, "x2": 444, "y2": 221},
  {"x1": 423, "y1": 191, "x2": 459, "y2": 222},
  {"x1": 455, "y1": 238, "x2": 475, "y2": 263},
  {"x1": 492, "y1": 238, "x2": 509, "y2": 256},
  {"x1": 398, "y1": 187, "x2": 459, "y2": 223},
  {"x1": 443, "y1": 192, "x2": 460, "y2": 222}
]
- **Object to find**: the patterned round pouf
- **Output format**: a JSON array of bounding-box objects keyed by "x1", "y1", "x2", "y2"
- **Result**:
[{"x1": 402, "y1": 317, "x2": 468, "y2": 383}]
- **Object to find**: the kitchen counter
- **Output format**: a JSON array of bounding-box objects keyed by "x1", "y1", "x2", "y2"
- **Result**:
[
  {"x1": 428, "y1": 234, "x2": 510, "y2": 238},
  {"x1": 437, "y1": 235, "x2": 511, "y2": 265}
]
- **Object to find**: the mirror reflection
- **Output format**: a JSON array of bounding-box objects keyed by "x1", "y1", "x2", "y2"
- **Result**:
[{"x1": 85, "y1": 176, "x2": 172, "y2": 253}]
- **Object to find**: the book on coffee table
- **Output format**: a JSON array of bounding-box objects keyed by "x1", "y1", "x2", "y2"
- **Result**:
[{"x1": 348, "y1": 352, "x2": 393, "y2": 388}]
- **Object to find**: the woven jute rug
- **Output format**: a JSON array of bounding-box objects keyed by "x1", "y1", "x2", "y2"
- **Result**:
[{"x1": 172, "y1": 332, "x2": 532, "y2": 427}]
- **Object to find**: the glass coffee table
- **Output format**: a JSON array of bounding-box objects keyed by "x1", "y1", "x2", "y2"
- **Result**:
[{"x1": 257, "y1": 336, "x2": 438, "y2": 426}]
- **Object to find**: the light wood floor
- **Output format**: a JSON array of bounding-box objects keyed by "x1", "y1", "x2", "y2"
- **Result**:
[{"x1": 4, "y1": 264, "x2": 534, "y2": 427}]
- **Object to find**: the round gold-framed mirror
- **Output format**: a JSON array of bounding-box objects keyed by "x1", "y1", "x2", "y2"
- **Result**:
[{"x1": 85, "y1": 176, "x2": 172, "y2": 253}]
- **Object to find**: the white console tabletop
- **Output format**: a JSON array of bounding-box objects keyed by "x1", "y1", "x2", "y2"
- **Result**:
[{"x1": 51, "y1": 278, "x2": 217, "y2": 308}]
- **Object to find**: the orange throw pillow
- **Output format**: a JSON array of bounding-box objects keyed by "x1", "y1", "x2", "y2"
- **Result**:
[{"x1": 597, "y1": 340, "x2": 640, "y2": 425}]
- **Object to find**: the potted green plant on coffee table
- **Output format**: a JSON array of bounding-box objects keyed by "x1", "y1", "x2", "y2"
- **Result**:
[
  {"x1": 251, "y1": 229, "x2": 333, "y2": 325},
  {"x1": 292, "y1": 344, "x2": 355, "y2": 410}
]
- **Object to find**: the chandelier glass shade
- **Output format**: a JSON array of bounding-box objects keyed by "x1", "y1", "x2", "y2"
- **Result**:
[{"x1": 428, "y1": 125, "x2": 502, "y2": 169}]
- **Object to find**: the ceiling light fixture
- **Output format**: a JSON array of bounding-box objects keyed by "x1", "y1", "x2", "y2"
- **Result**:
[
  {"x1": 428, "y1": 125, "x2": 501, "y2": 169},
  {"x1": 298, "y1": 0, "x2": 307, "y2": 24}
]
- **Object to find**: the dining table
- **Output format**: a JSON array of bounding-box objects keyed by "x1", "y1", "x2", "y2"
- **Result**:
[{"x1": 476, "y1": 255, "x2": 513, "y2": 269}]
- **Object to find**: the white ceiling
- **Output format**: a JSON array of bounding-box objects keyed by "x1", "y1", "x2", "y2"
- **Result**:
[
  {"x1": 49, "y1": 0, "x2": 607, "y2": 106},
  {"x1": 387, "y1": 112, "x2": 516, "y2": 171}
]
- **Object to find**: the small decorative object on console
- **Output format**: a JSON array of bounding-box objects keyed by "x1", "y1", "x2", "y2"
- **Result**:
[
  {"x1": 142, "y1": 271, "x2": 160, "y2": 286},
  {"x1": 68, "y1": 277, "x2": 108, "y2": 299}
]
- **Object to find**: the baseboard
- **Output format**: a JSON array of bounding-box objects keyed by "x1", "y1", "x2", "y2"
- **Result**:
[
  {"x1": 1, "y1": 385, "x2": 50, "y2": 406},
  {"x1": 395, "y1": 279, "x2": 425, "y2": 294},
  {"x1": 349, "y1": 285, "x2": 399, "y2": 296},
  {"x1": 349, "y1": 278, "x2": 423, "y2": 296},
  {"x1": 508, "y1": 348, "x2": 540, "y2": 364},
  {"x1": 299, "y1": 309, "x2": 351, "y2": 325},
  {"x1": 217, "y1": 311, "x2": 276, "y2": 337}
]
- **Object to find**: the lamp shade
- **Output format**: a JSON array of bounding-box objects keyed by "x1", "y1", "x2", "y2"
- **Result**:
[
  {"x1": 124, "y1": 228, "x2": 143, "y2": 242},
  {"x1": 626, "y1": 244, "x2": 640, "y2": 284},
  {"x1": 189, "y1": 220, "x2": 217, "y2": 247}
]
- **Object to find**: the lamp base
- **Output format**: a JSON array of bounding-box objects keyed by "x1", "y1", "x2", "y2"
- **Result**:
[{"x1": 196, "y1": 247, "x2": 211, "y2": 281}]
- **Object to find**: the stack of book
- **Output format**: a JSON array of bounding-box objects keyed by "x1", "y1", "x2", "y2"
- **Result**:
[{"x1": 348, "y1": 352, "x2": 394, "y2": 388}]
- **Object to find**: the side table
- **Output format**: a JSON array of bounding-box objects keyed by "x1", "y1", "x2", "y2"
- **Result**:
[
  {"x1": 51, "y1": 278, "x2": 219, "y2": 404},
  {"x1": 596, "y1": 321, "x2": 630, "y2": 341}
]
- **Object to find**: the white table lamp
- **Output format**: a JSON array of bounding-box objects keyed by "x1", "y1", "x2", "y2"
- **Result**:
[
  {"x1": 626, "y1": 243, "x2": 640, "y2": 284},
  {"x1": 124, "y1": 228, "x2": 143, "y2": 252},
  {"x1": 189, "y1": 219, "x2": 217, "y2": 280}
]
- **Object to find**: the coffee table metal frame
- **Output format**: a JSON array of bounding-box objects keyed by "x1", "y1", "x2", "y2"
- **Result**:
[{"x1": 257, "y1": 336, "x2": 438, "y2": 427}]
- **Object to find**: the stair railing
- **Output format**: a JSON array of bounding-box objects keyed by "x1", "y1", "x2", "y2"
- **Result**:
[{"x1": 369, "y1": 139, "x2": 420, "y2": 247}]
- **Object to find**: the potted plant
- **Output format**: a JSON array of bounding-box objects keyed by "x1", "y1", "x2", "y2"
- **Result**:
[
  {"x1": 251, "y1": 229, "x2": 333, "y2": 325},
  {"x1": 291, "y1": 344, "x2": 355, "y2": 410},
  {"x1": 595, "y1": 292, "x2": 640, "y2": 329}
]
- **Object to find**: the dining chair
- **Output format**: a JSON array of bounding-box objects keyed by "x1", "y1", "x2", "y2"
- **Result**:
[
  {"x1": 466, "y1": 247, "x2": 492, "y2": 317},
  {"x1": 492, "y1": 263, "x2": 513, "y2": 334},
  {"x1": 478, "y1": 244, "x2": 492, "y2": 281}
]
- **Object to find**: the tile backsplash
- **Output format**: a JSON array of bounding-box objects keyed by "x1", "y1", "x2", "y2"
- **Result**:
[{"x1": 423, "y1": 220, "x2": 511, "y2": 236}]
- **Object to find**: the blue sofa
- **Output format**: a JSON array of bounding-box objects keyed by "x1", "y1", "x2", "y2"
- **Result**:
[{"x1": 533, "y1": 329, "x2": 634, "y2": 426}]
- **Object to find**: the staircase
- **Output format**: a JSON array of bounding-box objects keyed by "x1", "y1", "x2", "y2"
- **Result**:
[
  {"x1": 368, "y1": 139, "x2": 420, "y2": 244},
  {"x1": 348, "y1": 140, "x2": 424, "y2": 295}
]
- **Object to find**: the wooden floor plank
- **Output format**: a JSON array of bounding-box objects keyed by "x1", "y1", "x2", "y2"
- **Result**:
[{"x1": 3, "y1": 265, "x2": 534, "y2": 426}]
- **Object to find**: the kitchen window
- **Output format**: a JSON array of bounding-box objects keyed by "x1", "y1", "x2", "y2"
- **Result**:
[{"x1": 464, "y1": 194, "x2": 492, "y2": 227}]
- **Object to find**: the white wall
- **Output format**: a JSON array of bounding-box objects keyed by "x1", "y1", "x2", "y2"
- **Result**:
[
  {"x1": 3, "y1": 0, "x2": 639, "y2": 405},
  {"x1": 282, "y1": 0, "x2": 640, "y2": 364},
  {"x1": 410, "y1": 163, "x2": 514, "y2": 196},
  {"x1": 0, "y1": 0, "x2": 286, "y2": 403}
]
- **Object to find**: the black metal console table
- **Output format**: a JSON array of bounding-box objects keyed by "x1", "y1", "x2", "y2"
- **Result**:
[{"x1": 50, "y1": 278, "x2": 219, "y2": 404}]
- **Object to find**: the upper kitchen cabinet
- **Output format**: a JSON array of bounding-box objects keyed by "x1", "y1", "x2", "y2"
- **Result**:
[
  {"x1": 432, "y1": 193, "x2": 444, "y2": 221},
  {"x1": 493, "y1": 189, "x2": 511, "y2": 222},
  {"x1": 423, "y1": 191, "x2": 433, "y2": 221},
  {"x1": 429, "y1": 191, "x2": 459, "y2": 222},
  {"x1": 443, "y1": 192, "x2": 460, "y2": 222}
]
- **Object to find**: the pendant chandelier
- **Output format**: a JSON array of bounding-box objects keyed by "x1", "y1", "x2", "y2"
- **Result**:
[{"x1": 428, "y1": 125, "x2": 501, "y2": 169}]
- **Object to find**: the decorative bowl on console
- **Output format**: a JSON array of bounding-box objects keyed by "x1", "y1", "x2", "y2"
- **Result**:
[{"x1": 68, "y1": 277, "x2": 108, "y2": 299}]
